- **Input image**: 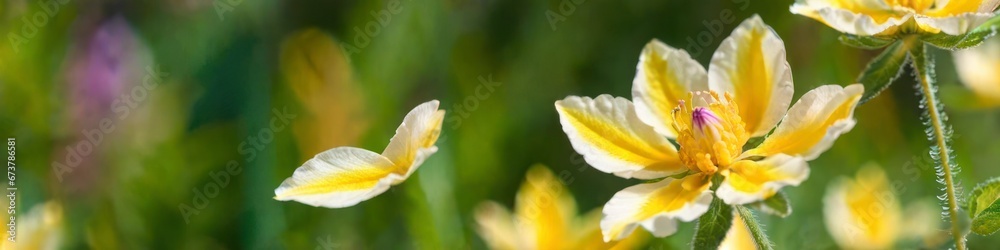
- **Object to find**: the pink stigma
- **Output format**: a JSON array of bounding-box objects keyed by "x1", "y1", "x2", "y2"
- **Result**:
[{"x1": 692, "y1": 107, "x2": 720, "y2": 129}]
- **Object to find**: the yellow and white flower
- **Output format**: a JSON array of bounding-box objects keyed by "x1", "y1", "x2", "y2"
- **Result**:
[
  {"x1": 791, "y1": 0, "x2": 1000, "y2": 36},
  {"x1": 554, "y1": 15, "x2": 864, "y2": 241},
  {"x1": 953, "y1": 35, "x2": 1000, "y2": 107},
  {"x1": 474, "y1": 165, "x2": 649, "y2": 250},
  {"x1": 274, "y1": 100, "x2": 444, "y2": 208},
  {"x1": 824, "y1": 164, "x2": 936, "y2": 249}
]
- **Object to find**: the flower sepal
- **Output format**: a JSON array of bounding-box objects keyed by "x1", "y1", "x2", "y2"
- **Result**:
[{"x1": 839, "y1": 33, "x2": 898, "y2": 50}]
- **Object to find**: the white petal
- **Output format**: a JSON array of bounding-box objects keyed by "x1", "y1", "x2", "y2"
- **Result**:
[
  {"x1": 381, "y1": 100, "x2": 445, "y2": 182},
  {"x1": 632, "y1": 39, "x2": 708, "y2": 139},
  {"x1": 747, "y1": 84, "x2": 863, "y2": 160},
  {"x1": 791, "y1": 3, "x2": 911, "y2": 36},
  {"x1": 274, "y1": 147, "x2": 399, "y2": 208},
  {"x1": 916, "y1": 12, "x2": 997, "y2": 35},
  {"x1": 555, "y1": 95, "x2": 686, "y2": 179},
  {"x1": 600, "y1": 175, "x2": 712, "y2": 241},
  {"x1": 708, "y1": 15, "x2": 794, "y2": 137},
  {"x1": 717, "y1": 154, "x2": 809, "y2": 205}
]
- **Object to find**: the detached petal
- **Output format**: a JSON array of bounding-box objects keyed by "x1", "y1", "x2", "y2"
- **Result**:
[
  {"x1": 953, "y1": 36, "x2": 1000, "y2": 106},
  {"x1": 747, "y1": 84, "x2": 863, "y2": 160},
  {"x1": 474, "y1": 202, "x2": 521, "y2": 250},
  {"x1": 708, "y1": 15, "x2": 794, "y2": 137},
  {"x1": 381, "y1": 100, "x2": 446, "y2": 182},
  {"x1": 632, "y1": 39, "x2": 708, "y2": 139},
  {"x1": 274, "y1": 147, "x2": 399, "y2": 208},
  {"x1": 601, "y1": 174, "x2": 713, "y2": 241},
  {"x1": 514, "y1": 166, "x2": 576, "y2": 250},
  {"x1": 717, "y1": 154, "x2": 808, "y2": 205},
  {"x1": 823, "y1": 165, "x2": 901, "y2": 249},
  {"x1": 555, "y1": 95, "x2": 686, "y2": 179}
]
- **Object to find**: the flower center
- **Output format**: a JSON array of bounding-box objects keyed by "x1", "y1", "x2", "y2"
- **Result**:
[{"x1": 673, "y1": 91, "x2": 749, "y2": 174}]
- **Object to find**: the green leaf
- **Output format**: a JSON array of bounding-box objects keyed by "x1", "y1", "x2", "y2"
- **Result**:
[
  {"x1": 922, "y1": 11, "x2": 1000, "y2": 50},
  {"x1": 749, "y1": 191, "x2": 791, "y2": 218},
  {"x1": 839, "y1": 34, "x2": 896, "y2": 49},
  {"x1": 969, "y1": 177, "x2": 1000, "y2": 235},
  {"x1": 856, "y1": 40, "x2": 911, "y2": 104},
  {"x1": 692, "y1": 199, "x2": 733, "y2": 250},
  {"x1": 735, "y1": 205, "x2": 775, "y2": 250}
]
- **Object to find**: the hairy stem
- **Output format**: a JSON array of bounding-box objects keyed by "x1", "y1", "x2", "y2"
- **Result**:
[
  {"x1": 909, "y1": 40, "x2": 966, "y2": 250},
  {"x1": 735, "y1": 205, "x2": 773, "y2": 250}
]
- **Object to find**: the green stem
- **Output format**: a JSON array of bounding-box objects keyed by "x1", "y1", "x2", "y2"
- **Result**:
[
  {"x1": 908, "y1": 40, "x2": 966, "y2": 250},
  {"x1": 735, "y1": 205, "x2": 773, "y2": 250}
]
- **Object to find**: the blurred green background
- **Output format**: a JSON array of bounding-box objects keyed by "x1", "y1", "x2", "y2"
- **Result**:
[{"x1": 1, "y1": 0, "x2": 999, "y2": 249}]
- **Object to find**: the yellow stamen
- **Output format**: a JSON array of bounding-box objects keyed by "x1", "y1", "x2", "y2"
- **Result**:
[{"x1": 673, "y1": 91, "x2": 748, "y2": 174}]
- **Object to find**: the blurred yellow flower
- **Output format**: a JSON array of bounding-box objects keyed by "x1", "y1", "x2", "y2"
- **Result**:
[
  {"x1": 2, "y1": 201, "x2": 63, "y2": 250},
  {"x1": 824, "y1": 164, "x2": 936, "y2": 249},
  {"x1": 718, "y1": 213, "x2": 756, "y2": 250},
  {"x1": 474, "y1": 165, "x2": 649, "y2": 250},
  {"x1": 791, "y1": 0, "x2": 1000, "y2": 36},
  {"x1": 274, "y1": 100, "x2": 444, "y2": 208},
  {"x1": 280, "y1": 28, "x2": 370, "y2": 160},
  {"x1": 554, "y1": 15, "x2": 864, "y2": 241},
  {"x1": 953, "y1": 35, "x2": 1000, "y2": 107}
]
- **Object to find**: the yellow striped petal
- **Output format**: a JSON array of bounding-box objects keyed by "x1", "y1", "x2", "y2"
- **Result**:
[
  {"x1": 954, "y1": 35, "x2": 1000, "y2": 107},
  {"x1": 601, "y1": 174, "x2": 713, "y2": 241},
  {"x1": 514, "y1": 166, "x2": 576, "y2": 250},
  {"x1": 746, "y1": 84, "x2": 863, "y2": 161},
  {"x1": 824, "y1": 165, "x2": 900, "y2": 250},
  {"x1": 274, "y1": 147, "x2": 400, "y2": 208},
  {"x1": 275, "y1": 100, "x2": 444, "y2": 208},
  {"x1": 790, "y1": 0, "x2": 911, "y2": 36},
  {"x1": 925, "y1": 0, "x2": 1000, "y2": 16},
  {"x1": 708, "y1": 15, "x2": 794, "y2": 137},
  {"x1": 718, "y1": 212, "x2": 756, "y2": 250},
  {"x1": 717, "y1": 154, "x2": 808, "y2": 205},
  {"x1": 555, "y1": 95, "x2": 685, "y2": 179},
  {"x1": 915, "y1": 12, "x2": 997, "y2": 35},
  {"x1": 474, "y1": 202, "x2": 520, "y2": 250},
  {"x1": 632, "y1": 39, "x2": 708, "y2": 139},
  {"x1": 380, "y1": 100, "x2": 446, "y2": 182}
]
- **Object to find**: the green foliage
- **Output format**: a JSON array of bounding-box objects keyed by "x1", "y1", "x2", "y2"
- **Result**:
[
  {"x1": 922, "y1": 11, "x2": 1000, "y2": 50},
  {"x1": 839, "y1": 34, "x2": 895, "y2": 49},
  {"x1": 692, "y1": 199, "x2": 733, "y2": 250},
  {"x1": 855, "y1": 40, "x2": 911, "y2": 104},
  {"x1": 750, "y1": 191, "x2": 791, "y2": 218},
  {"x1": 735, "y1": 205, "x2": 774, "y2": 250},
  {"x1": 969, "y1": 177, "x2": 1000, "y2": 235}
]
